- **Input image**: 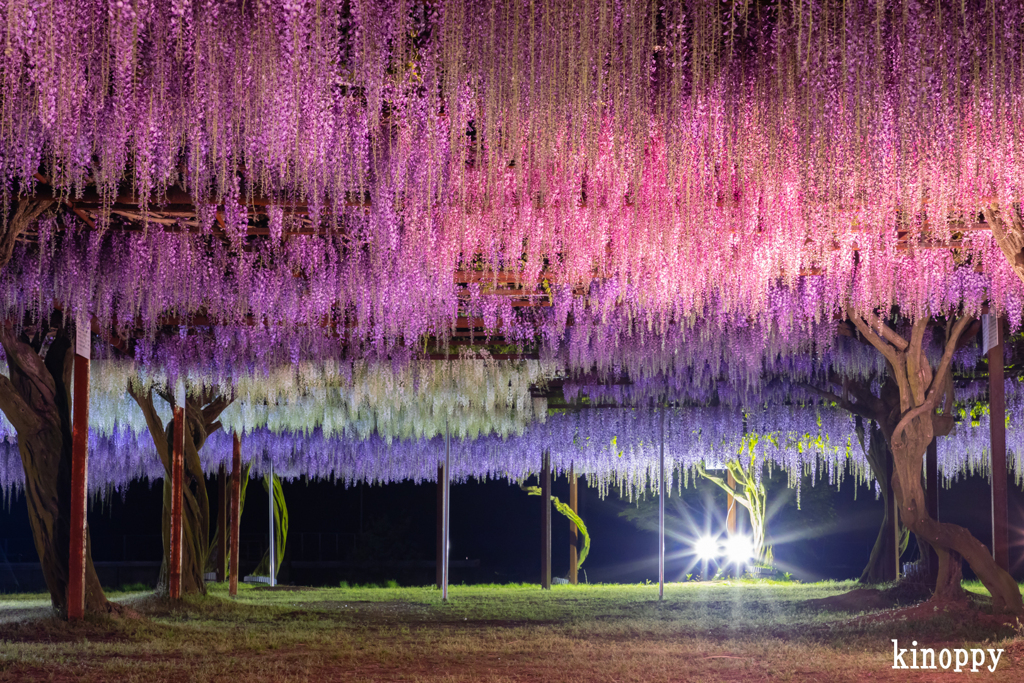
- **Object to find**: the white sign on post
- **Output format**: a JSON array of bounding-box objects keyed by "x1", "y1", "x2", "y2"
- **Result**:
[
  {"x1": 982, "y1": 314, "x2": 1000, "y2": 356},
  {"x1": 75, "y1": 314, "x2": 90, "y2": 360},
  {"x1": 175, "y1": 379, "x2": 186, "y2": 407}
]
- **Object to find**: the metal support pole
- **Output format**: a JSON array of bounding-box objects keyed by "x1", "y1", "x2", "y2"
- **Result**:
[
  {"x1": 68, "y1": 321, "x2": 90, "y2": 620},
  {"x1": 541, "y1": 451, "x2": 551, "y2": 589},
  {"x1": 989, "y1": 320, "x2": 1009, "y2": 572},
  {"x1": 169, "y1": 405, "x2": 184, "y2": 600},
  {"x1": 229, "y1": 434, "x2": 241, "y2": 597},
  {"x1": 217, "y1": 466, "x2": 227, "y2": 582},
  {"x1": 569, "y1": 466, "x2": 578, "y2": 586},
  {"x1": 441, "y1": 419, "x2": 451, "y2": 602},
  {"x1": 659, "y1": 408, "x2": 665, "y2": 601},
  {"x1": 268, "y1": 460, "x2": 276, "y2": 587},
  {"x1": 436, "y1": 464, "x2": 445, "y2": 589}
]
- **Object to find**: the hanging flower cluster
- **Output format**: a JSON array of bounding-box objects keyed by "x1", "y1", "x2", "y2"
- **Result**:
[
  {"x1": 2, "y1": 360, "x2": 1021, "y2": 501},
  {"x1": 0, "y1": 403, "x2": 861, "y2": 499},
  {"x1": 2, "y1": 2, "x2": 1024, "y2": 353},
  {"x1": 1, "y1": 229, "x2": 1020, "y2": 382},
  {"x1": 77, "y1": 357, "x2": 556, "y2": 442}
]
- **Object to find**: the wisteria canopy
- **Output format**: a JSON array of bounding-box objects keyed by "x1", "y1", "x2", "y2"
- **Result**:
[{"x1": 2, "y1": 1, "x2": 1024, "y2": 495}]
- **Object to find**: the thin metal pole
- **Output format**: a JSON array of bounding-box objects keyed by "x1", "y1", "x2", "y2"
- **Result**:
[
  {"x1": 169, "y1": 404, "x2": 184, "y2": 599},
  {"x1": 229, "y1": 434, "x2": 241, "y2": 597},
  {"x1": 989, "y1": 319, "x2": 1009, "y2": 571},
  {"x1": 436, "y1": 464, "x2": 445, "y2": 589},
  {"x1": 68, "y1": 322, "x2": 90, "y2": 620},
  {"x1": 659, "y1": 408, "x2": 665, "y2": 601},
  {"x1": 541, "y1": 451, "x2": 551, "y2": 589},
  {"x1": 268, "y1": 460, "x2": 276, "y2": 587},
  {"x1": 442, "y1": 418, "x2": 450, "y2": 602},
  {"x1": 569, "y1": 466, "x2": 578, "y2": 586}
]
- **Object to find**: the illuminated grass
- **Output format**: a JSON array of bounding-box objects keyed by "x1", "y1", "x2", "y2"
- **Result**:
[{"x1": 0, "y1": 582, "x2": 1022, "y2": 682}]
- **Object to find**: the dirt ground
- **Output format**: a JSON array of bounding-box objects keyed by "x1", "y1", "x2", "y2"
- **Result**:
[{"x1": 1, "y1": 581, "x2": 1021, "y2": 682}]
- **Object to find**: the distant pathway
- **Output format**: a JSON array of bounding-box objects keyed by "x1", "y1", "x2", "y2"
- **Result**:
[
  {"x1": 0, "y1": 593, "x2": 149, "y2": 625},
  {"x1": 0, "y1": 598, "x2": 52, "y2": 625}
]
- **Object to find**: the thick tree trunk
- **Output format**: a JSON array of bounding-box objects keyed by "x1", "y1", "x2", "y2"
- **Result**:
[
  {"x1": 131, "y1": 387, "x2": 230, "y2": 596},
  {"x1": 158, "y1": 417, "x2": 209, "y2": 595},
  {"x1": 849, "y1": 313, "x2": 1023, "y2": 614},
  {"x1": 930, "y1": 545, "x2": 964, "y2": 601},
  {"x1": 858, "y1": 419, "x2": 899, "y2": 584},
  {"x1": 888, "y1": 411, "x2": 1007, "y2": 607},
  {"x1": 0, "y1": 326, "x2": 109, "y2": 615}
]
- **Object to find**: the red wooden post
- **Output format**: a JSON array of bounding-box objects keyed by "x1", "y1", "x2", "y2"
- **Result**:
[
  {"x1": 229, "y1": 433, "x2": 241, "y2": 597},
  {"x1": 169, "y1": 404, "x2": 185, "y2": 599},
  {"x1": 441, "y1": 420, "x2": 450, "y2": 602},
  {"x1": 541, "y1": 451, "x2": 551, "y2": 590},
  {"x1": 989, "y1": 319, "x2": 1009, "y2": 572},
  {"x1": 569, "y1": 466, "x2": 578, "y2": 586},
  {"x1": 217, "y1": 465, "x2": 227, "y2": 582},
  {"x1": 67, "y1": 319, "x2": 90, "y2": 620},
  {"x1": 658, "y1": 408, "x2": 665, "y2": 600}
]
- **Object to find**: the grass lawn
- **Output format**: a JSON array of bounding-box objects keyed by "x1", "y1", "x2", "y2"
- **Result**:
[{"x1": 1, "y1": 580, "x2": 1023, "y2": 682}]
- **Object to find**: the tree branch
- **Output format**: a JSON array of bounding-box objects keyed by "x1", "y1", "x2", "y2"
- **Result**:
[
  {"x1": 798, "y1": 381, "x2": 879, "y2": 422},
  {"x1": 927, "y1": 316, "x2": 974, "y2": 407},
  {"x1": 1, "y1": 196, "x2": 54, "y2": 269},
  {"x1": 0, "y1": 374, "x2": 41, "y2": 433},
  {"x1": 861, "y1": 309, "x2": 909, "y2": 351},
  {"x1": 0, "y1": 326, "x2": 57, "y2": 408},
  {"x1": 906, "y1": 317, "x2": 932, "y2": 407},
  {"x1": 201, "y1": 394, "x2": 232, "y2": 426},
  {"x1": 127, "y1": 384, "x2": 169, "y2": 465},
  {"x1": 982, "y1": 205, "x2": 1024, "y2": 284},
  {"x1": 847, "y1": 310, "x2": 901, "y2": 369}
]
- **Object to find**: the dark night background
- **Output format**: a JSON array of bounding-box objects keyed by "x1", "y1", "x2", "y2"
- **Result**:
[{"x1": 3, "y1": 464, "x2": 1024, "y2": 592}]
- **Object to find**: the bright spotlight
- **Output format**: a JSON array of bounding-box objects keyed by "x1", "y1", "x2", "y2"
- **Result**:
[
  {"x1": 693, "y1": 535, "x2": 719, "y2": 561},
  {"x1": 724, "y1": 535, "x2": 753, "y2": 565}
]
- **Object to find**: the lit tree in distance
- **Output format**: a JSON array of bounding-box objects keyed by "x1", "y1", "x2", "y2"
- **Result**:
[{"x1": 128, "y1": 384, "x2": 232, "y2": 596}]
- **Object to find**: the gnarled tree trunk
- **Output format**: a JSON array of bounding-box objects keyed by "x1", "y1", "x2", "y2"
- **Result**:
[
  {"x1": 206, "y1": 461, "x2": 252, "y2": 577},
  {"x1": 130, "y1": 386, "x2": 231, "y2": 596},
  {"x1": 804, "y1": 371, "x2": 907, "y2": 585},
  {"x1": 0, "y1": 324, "x2": 110, "y2": 616},
  {"x1": 849, "y1": 311, "x2": 1022, "y2": 613},
  {"x1": 856, "y1": 417, "x2": 901, "y2": 584}
]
